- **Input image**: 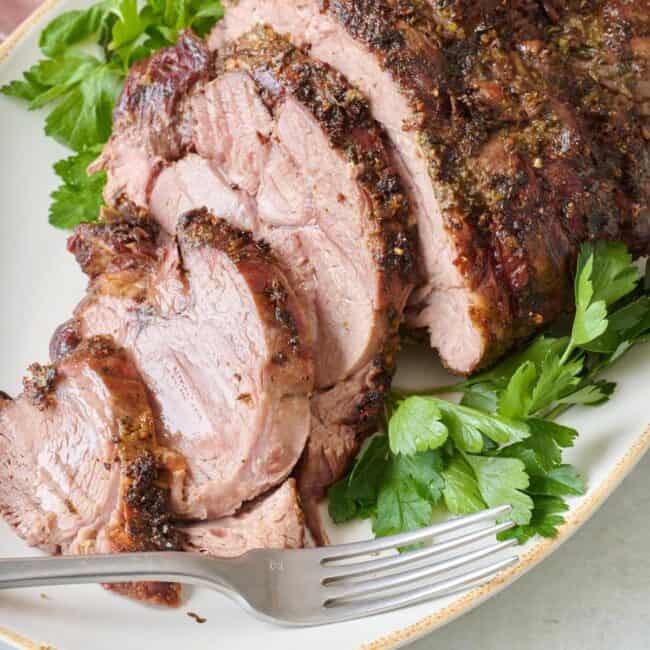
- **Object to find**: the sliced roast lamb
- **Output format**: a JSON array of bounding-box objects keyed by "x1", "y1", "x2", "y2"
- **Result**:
[
  {"x1": 182, "y1": 479, "x2": 304, "y2": 556},
  {"x1": 0, "y1": 337, "x2": 184, "y2": 606},
  {"x1": 213, "y1": 0, "x2": 650, "y2": 373},
  {"x1": 93, "y1": 29, "x2": 416, "y2": 542},
  {"x1": 58, "y1": 207, "x2": 314, "y2": 521}
]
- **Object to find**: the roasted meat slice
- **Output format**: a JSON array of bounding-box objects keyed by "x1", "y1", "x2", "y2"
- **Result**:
[
  {"x1": 93, "y1": 29, "x2": 416, "y2": 542},
  {"x1": 0, "y1": 336, "x2": 184, "y2": 606},
  {"x1": 89, "y1": 31, "x2": 213, "y2": 207},
  {"x1": 61, "y1": 208, "x2": 314, "y2": 521},
  {"x1": 182, "y1": 479, "x2": 304, "y2": 556},
  {"x1": 213, "y1": 0, "x2": 650, "y2": 373}
]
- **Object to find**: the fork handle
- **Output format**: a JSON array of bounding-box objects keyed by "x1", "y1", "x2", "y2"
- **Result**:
[{"x1": 0, "y1": 552, "x2": 238, "y2": 593}]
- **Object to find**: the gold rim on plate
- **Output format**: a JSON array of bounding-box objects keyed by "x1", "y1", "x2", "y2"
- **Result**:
[{"x1": 1, "y1": 3, "x2": 649, "y2": 649}]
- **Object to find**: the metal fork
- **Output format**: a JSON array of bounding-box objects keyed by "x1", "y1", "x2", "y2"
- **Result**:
[{"x1": 0, "y1": 506, "x2": 517, "y2": 625}]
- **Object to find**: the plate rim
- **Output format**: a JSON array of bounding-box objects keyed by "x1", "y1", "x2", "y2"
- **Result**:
[{"x1": 1, "y1": 3, "x2": 649, "y2": 649}]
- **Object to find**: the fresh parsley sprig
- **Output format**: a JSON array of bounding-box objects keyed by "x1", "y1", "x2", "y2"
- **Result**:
[
  {"x1": 1, "y1": 0, "x2": 224, "y2": 229},
  {"x1": 330, "y1": 242, "x2": 649, "y2": 546}
]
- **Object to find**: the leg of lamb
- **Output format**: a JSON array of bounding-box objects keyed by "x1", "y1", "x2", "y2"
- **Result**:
[{"x1": 213, "y1": 0, "x2": 650, "y2": 373}]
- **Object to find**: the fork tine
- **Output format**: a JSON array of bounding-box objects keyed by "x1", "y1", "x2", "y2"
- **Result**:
[
  {"x1": 324, "y1": 555, "x2": 518, "y2": 620},
  {"x1": 322, "y1": 520, "x2": 514, "y2": 581},
  {"x1": 323, "y1": 539, "x2": 517, "y2": 602},
  {"x1": 321, "y1": 505, "x2": 511, "y2": 563}
]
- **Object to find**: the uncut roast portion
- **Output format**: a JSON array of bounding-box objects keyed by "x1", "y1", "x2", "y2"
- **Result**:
[
  {"x1": 2, "y1": 0, "x2": 649, "y2": 597},
  {"x1": 214, "y1": 0, "x2": 650, "y2": 373}
]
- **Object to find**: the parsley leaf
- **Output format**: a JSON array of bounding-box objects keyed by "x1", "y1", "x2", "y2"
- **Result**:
[
  {"x1": 434, "y1": 400, "x2": 529, "y2": 451},
  {"x1": 586, "y1": 297, "x2": 650, "y2": 354},
  {"x1": 588, "y1": 242, "x2": 640, "y2": 307},
  {"x1": 499, "y1": 496, "x2": 569, "y2": 544},
  {"x1": 557, "y1": 380, "x2": 616, "y2": 407},
  {"x1": 498, "y1": 361, "x2": 536, "y2": 419},
  {"x1": 571, "y1": 251, "x2": 609, "y2": 348},
  {"x1": 327, "y1": 480, "x2": 359, "y2": 525},
  {"x1": 39, "y1": 2, "x2": 117, "y2": 57},
  {"x1": 389, "y1": 396, "x2": 448, "y2": 455},
  {"x1": 327, "y1": 436, "x2": 389, "y2": 523},
  {"x1": 528, "y1": 353, "x2": 583, "y2": 415},
  {"x1": 465, "y1": 455, "x2": 533, "y2": 525},
  {"x1": 372, "y1": 451, "x2": 444, "y2": 538},
  {"x1": 442, "y1": 455, "x2": 486, "y2": 515},
  {"x1": 45, "y1": 64, "x2": 123, "y2": 151},
  {"x1": 459, "y1": 382, "x2": 498, "y2": 412},
  {"x1": 568, "y1": 242, "x2": 640, "y2": 356},
  {"x1": 502, "y1": 419, "x2": 577, "y2": 476},
  {"x1": 49, "y1": 147, "x2": 107, "y2": 229},
  {"x1": 528, "y1": 465, "x2": 585, "y2": 497},
  {"x1": 373, "y1": 476, "x2": 432, "y2": 538}
]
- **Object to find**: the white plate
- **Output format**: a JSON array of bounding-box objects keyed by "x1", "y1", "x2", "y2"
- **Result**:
[{"x1": 0, "y1": 2, "x2": 649, "y2": 648}]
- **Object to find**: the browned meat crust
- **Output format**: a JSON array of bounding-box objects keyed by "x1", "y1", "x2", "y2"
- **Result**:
[
  {"x1": 55, "y1": 337, "x2": 185, "y2": 606},
  {"x1": 323, "y1": 0, "x2": 650, "y2": 369},
  {"x1": 112, "y1": 31, "x2": 213, "y2": 161},
  {"x1": 22, "y1": 363, "x2": 57, "y2": 411}
]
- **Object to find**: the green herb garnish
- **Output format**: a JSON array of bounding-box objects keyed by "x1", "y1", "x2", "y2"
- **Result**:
[
  {"x1": 329, "y1": 242, "x2": 649, "y2": 546},
  {"x1": 2, "y1": 0, "x2": 224, "y2": 229}
]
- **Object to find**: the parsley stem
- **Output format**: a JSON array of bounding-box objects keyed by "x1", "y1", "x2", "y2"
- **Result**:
[
  {"x1": 541, "y1": 403, "x2": 571, "y2": 420},
  {"x1": 392, "y1": 383, "x2": 464, "y2": 398},
  {"x1": 559, "y1": 340, "x2": 575, "y2": 366}
]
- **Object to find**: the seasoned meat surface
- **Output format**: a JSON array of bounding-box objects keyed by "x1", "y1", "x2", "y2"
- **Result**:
[
  {"x1": 214, "y1": 0, "x2": 650, "y2": 373},
  {"x1": 94, "y1": 29, "x2": 416, "y2": 543},
  {"x1": 64, "y1": 208, "x2": 314, "y2": 521},
  {"x1": 0, "y1": 337, "x2": 184, "y2": 606},
  {"x1": 89, "y1": 31, "x2": 213, "y2": 206}
]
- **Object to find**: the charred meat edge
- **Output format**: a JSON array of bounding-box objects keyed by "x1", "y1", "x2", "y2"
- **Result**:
[
  {"x1": 317, "y1": 0, "x2": 649, "y2": 369},
  {"x1": 10, "y1": 336, "x2": 185, "y2": 607}
]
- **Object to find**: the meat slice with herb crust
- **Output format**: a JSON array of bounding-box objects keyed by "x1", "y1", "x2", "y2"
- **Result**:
[
  {"x1": 0, "y1": 336, "x2": 185, "y2": 606},
  {"x1": 94, "y1": 29, "x2": 416, "y2": 543},
  {"x1": 89, "y1": 30, "x2": 213, "y2": 207},
  {"x1": 214, "y1": 0, "x2": 650, "y2": 374},
  {"x1": 62, "y1": 207, "x2": 314, "y2": 521}
]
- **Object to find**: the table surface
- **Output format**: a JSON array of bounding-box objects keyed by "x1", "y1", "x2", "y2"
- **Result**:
[{"x1": 1, "y1": 3, "x2": 648, "y2": 650}]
